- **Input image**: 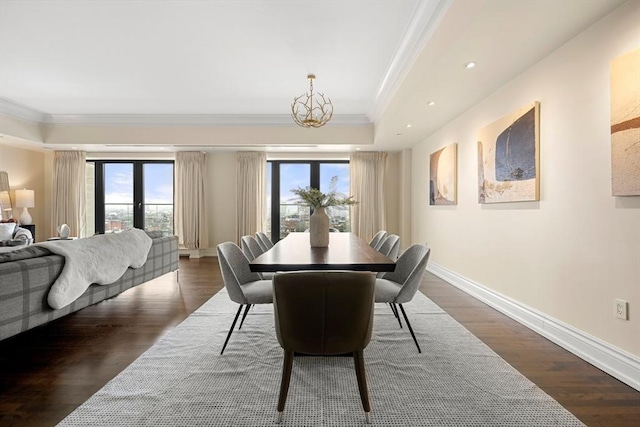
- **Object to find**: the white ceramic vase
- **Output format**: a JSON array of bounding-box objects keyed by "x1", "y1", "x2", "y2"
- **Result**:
[
  {"x1": 57, "y1": 223, "x2": 70, "y2": 239},
  {"x1": 309, "y1": 206, "x2": 330, "y2": 247}
]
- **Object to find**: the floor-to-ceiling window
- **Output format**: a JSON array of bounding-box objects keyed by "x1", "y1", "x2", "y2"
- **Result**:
[
  {"x1": 266, "y1": 160, "x2": 350, "y2": 242},
  {"x1": 86, "y1": 160, "x2": 174, "y2": 235}
]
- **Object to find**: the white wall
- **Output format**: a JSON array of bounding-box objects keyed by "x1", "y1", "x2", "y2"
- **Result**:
[{"x1": 412, "y1": 1, "x2": 639, "y2": 358}]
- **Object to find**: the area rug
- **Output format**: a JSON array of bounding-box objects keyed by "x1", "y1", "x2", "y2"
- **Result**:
[{"x1": 58, "y1": 289, "x2": 584, "y2": 426}]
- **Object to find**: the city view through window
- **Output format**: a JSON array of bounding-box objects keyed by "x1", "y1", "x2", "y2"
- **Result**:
[
  {"x1": 86, "y1": 162, "x2": 174, "y2": 235},
  {"x1": 266, "y1": 162, "x2": 351, "y2": 240}
]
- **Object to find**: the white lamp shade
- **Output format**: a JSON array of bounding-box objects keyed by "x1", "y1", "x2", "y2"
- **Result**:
[
  {"x1": 0, "y1": 191, "x2": 11, "y2": 211},
  {"x1": 15, "y1": 189, "x2": 35, "y2": 208}
]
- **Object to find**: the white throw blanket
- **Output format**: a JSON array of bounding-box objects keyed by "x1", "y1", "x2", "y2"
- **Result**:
[{"x1": 38, "y1": 229, "x2": 152, "y2": 309}]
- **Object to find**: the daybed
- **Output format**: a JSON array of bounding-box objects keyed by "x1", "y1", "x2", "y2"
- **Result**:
[{"x1": 0, "y1": 230, "x2": 179, "y2": 341}]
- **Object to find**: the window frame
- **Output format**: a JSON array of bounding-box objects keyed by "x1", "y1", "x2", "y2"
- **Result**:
[
  {"x1": 88, "y1": 160, "x2": 175, "y2": 234},
  {"x1": 268, "y1": 160, "x2": 349, "y2": 242}
]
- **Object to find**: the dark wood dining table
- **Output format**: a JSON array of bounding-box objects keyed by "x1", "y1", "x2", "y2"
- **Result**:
[{"x1": 249, "y1": 232, "x2": 395, "y2": 273}]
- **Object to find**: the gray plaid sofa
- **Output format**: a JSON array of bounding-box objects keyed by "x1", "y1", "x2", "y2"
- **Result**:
[{"x1": 0, "y1": 232, "x2": 179, "y2": 341}]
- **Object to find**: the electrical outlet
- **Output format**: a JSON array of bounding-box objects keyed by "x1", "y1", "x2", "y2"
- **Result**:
[{"x1": 614, "y1": 299, "x2": 628, "y2": 320}]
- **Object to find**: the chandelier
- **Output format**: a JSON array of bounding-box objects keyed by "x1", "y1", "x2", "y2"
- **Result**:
[{"x1": 291, "y1": 74, "x2": 333, "y2": 128}]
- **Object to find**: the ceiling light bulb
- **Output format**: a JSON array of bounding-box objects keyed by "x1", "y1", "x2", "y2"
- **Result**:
[
  {"x1": 406, "y1": 124, "x2": 411, "y2": 128},
  {"x1": 427, "y1": 101, "x2": 435, "y2": 106},
  {"x1": 465, "y1": 62, "x2": 476, "y2": 69}
]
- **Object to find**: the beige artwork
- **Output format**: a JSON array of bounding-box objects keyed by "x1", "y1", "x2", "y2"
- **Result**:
[
  {"x1": 477, "y1": 102, "x2": 540, "y2": 203},
  {"x1": 429, "y1": 143, "x2": 457, "y2": 205},
  {"x1": 611, "y1": 47, "x2": 640, "y2": 196}
]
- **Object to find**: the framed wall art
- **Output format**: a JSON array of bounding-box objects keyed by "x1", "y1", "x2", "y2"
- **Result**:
[
  {"x1": 611, "y1": 47, "x2": 640, "y2": 196},
  {"x1": 429, "y1": 143, "x2": 457, "y2": 205},
  {"x1": 477, "y1": 101, "x2": 540, "y2": 203}
]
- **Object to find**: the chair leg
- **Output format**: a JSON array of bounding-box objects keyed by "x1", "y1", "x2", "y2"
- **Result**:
[
  {"x1": 238, "y1": 304, "x2": 252, "y2": 330},
  {"x1": 353, "y1": 350, "x2": 371, "y2": 423},
  {"x1": 276, "y1": 350, "x2": 295, "y2": 423},
  {"x1": 220, "y1": 305, "x2": 243, "y2": 355},
  {"x1": 389, "y1": 303, "x2": 402, "y2": 328},
  {"x1": 398, "y1": 304, "x2": 421, "y2": 353}
]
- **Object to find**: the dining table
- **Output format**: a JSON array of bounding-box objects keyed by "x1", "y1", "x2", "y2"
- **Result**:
[{"x1": 249, "y1": 232, "x2": 395, "y2": 273}]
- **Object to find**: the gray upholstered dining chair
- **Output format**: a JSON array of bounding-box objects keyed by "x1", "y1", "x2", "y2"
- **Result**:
[
  {"x1": 368, "y1": 230, "x2": 387, "y2": 250},
  {"x1": 375, "y1": 244, "x2": 431, "y2": 353},
  {"x1": 377, "y1": 234, "x2": 400, "y2": 261},
  {"x1": 273, "y1": 271, "x2": 376, "y2": 424},
  {"x1": 256, "y1": 231, "x2": 274, "y2": 250},
  {"x1": 375, "y1": 234, "x2": 400, "y2": 278},
  {"x1": 240, "y1": 235, "x2": 264, "y2": 261},
  {"x1": 216, "y1": 242, "x2": 273, "y2": 355},
  {"x1": 241, "y1": 235, "x2": 273, "y2": 280}
]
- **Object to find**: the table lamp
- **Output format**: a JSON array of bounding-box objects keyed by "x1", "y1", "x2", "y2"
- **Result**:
[{"x1": 15, "y1": 189, "x2": 35, "y2": 225}]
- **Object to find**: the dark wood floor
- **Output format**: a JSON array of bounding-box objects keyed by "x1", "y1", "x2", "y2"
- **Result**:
[{"x1": 0, "y1": 257, "x2": 638, "y2": 426}]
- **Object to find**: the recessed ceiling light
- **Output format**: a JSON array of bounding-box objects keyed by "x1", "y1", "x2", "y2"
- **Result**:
[
  {"x1": 427, "y1": 101, "x2": 435, "y2": 106},
  {"x1": 406, "y1": 124, "x2": 411, "y2": 128},
  {"x1": 465, "y1": 61, "x2": 476, "y2": 69}
]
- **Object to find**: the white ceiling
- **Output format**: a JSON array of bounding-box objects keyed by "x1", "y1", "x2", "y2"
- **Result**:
[{"x1": 0, "y1": 0, "x2": 626, "y2": 153}]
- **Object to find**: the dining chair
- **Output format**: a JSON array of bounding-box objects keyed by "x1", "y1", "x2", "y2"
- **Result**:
[
  {"x1": 375, "y1": 244, "x2": 431, "y2": 353},
  {"x1": 256, "y1": 231, "x2": 274, "y2": 250},
  {"x1": 241, "y1": 235, "x2": 274, "y2": 280},
  {"x1": 368, "y1": 230, "x2": 387, "y2": 250},
  {"x1": 377, "y1": 234, "x2": 400, "y2": 261},
  {"x1": 216, "y1": 242, "x2": 273, "y2": 355},
  {"x1": 273, "y1": 271, "x2": 376, "y2": 424}
]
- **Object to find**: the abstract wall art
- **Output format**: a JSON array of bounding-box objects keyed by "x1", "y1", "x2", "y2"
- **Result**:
[
  {"x1": 611, "y1": 47, "x2": 640, "y2": 196},
  {"x1": 477, "y1": 101, "x2": 540, "y2": 203},
  {"x1": 429, "y1": 143, "x2": 457, "y2": 205}
]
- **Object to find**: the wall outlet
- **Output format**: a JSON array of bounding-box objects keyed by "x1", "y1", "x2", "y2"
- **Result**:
[{"x1": 614, "y1": 299, "x2": 628, "y2": 320}]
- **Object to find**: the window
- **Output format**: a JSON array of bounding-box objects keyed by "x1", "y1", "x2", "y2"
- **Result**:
[
  {"x1": 266, "y1": 160, "x2": 350, "y2": 242},
  {"x1": 86, "y1": 161, "x2": 174, "y2": 235}
]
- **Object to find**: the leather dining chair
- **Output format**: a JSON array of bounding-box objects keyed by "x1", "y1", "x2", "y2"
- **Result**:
[
  {"x1": 368, "y1": 230, "x2": 387, "y2": 250},
  {"x1": 375, "y1": 244, "x2": 431, "y2": 353},
  {"x1": 216, "y1": 242, "x2": 273, "y2": 355},
  {"x1": 272, "y1": 271, "x2": 376, "y2": 424}
]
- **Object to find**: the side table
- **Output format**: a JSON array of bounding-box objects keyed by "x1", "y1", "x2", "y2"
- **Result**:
[{"x1": 21, "y1": 224, "x2": 35, "y2": 242}]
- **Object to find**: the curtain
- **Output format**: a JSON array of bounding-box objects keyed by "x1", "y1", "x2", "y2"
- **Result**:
[
  {"x1": 52, "y1": 151, "x2": 86, "y2": 237},
  {"x1": 175, "y1": 152, "x2": 209, "y2": 249},
  {"x1": 350, "y1": 151, "x2": 387, "y2": 241},
  {"x1": 236, "y1": 151, "x2": 266, "y2": 243}
]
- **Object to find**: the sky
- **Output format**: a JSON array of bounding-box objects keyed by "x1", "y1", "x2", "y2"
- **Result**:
[{"x1": 104, "y1": 163, "x2": 174, "y2": 204}]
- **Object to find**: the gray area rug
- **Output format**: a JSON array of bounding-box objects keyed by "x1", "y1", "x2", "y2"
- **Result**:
[{"x1": 58, "y1": 289, "x2": 585, "y2": 426}]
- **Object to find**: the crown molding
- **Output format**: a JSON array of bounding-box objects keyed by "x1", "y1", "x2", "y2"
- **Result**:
[
  {"x1": 367, "y1": 0, "x2": 451, "y2": 122},
  {"x1": 42, "y1": 113, "x2": 371, "y2": 126},
  {"x1": 0, "y1": 98, "x2": 46, "y2": 123},
  {"x1": 0, "y1": 97, "x2": 371, "y2": 127}
]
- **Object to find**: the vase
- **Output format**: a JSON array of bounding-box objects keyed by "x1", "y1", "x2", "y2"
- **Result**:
[{"x1": 309, "y1": 206, "x2": 330, "y2": 247}]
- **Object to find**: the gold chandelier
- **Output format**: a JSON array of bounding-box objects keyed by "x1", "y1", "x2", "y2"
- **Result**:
[{"x1": 291, "y1": 74, "x2": 333, "y2": 128}]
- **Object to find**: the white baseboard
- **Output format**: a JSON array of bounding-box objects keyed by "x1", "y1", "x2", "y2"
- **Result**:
[{"x1": 428, "y1": 262, "x2": 640, "y2": 392}]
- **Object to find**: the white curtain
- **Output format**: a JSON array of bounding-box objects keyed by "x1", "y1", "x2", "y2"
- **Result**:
[
  {"x1": 52, "y1": 151, "x2": 86, "y2": 237},
  {"x1": 236, "y1": 151, "x2": 266, "y2": 243},
  {"x1": 175, "y1": 152, "x2": 209, "y2": 249},
  {"x1": 350, "y1": 151, "x2": 387, "y2": 241}
]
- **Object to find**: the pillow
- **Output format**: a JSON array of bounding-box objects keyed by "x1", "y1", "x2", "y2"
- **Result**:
[
  {"x1": 13, "y1": 227, "x2": 33, "y2": 241},
  {"x1": 0, "y1": 222, "x2": 16, "y2": 240},
  {"x1": 145, "y1": 230, "x2": 164, "y2": 239}
]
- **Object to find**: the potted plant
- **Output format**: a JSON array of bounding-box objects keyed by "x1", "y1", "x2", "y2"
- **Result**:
[{"x1": 291, "y1": 187, "x2": 357, "y2": 247}]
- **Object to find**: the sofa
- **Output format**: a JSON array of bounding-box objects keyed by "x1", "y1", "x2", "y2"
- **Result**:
[{"x1": 0, "y1": 231, "x2": 179, "y2": 341}]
